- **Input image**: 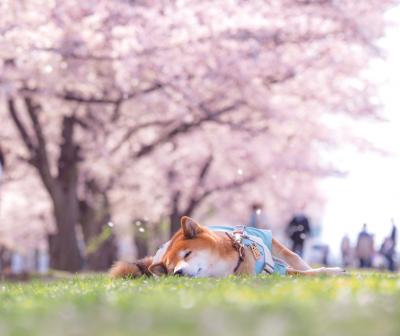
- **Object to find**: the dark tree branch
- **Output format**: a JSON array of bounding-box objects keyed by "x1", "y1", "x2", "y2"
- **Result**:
[
  {"x1": 33, "y1": 47, "x2": 121, "y2": 61},
  {"x1": 134, "y1": 100, "x2": 243, "y2": 159},
  {"x1": 7, "y1": 98, "x2": 36, "y2": 155},
  {"x1": 184, "y1": 174, "x2": 260, "y2": 216},
  {"x1": 110, "y1": 100, "x2": 122, "y2": 122},
  {"x1": 23, "y1": 97, "x2": 57, "y2": 195},
  {"x1": 214, "y1": 119, "x2": 269, "y2": 134},
  {"x1": 105, "y1": 100, "x2": 244, "y2": 189},
  {"x1": 7, "y1": 97, "x2": 57, "y2": 195},
  {"x1": 59, "y1": 83, "x2": 163, "y2": 105},
  {"x1": 184, "y1": 155, "x2": 214, "y2": 216},
  {"x1": 171, "y1": 190, "x2": 182, "y2": 218},
  {"x1": 73, "y1": 116, "x2": 91, "y2": 130},
  {"x1": 109, "y1": 119, "x2": 176, "y2": 154},
  {"x1": 23, "y1": 97, "x2": 49, "y2": 161},
  {"x1": 263, "y1": 70, "x2": 297, "y2": 87},
  {"x1": 197, "y1": 155, "x2": 214, "y2": 185}
]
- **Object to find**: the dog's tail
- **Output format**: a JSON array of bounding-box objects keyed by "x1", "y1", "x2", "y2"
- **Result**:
[{"x1": 109, "y1": 257, "x2": 154, "y2": 278}]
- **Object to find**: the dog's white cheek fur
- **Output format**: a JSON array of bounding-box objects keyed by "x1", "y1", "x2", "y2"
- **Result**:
[{"x1": 179, "y1": 251, "x2": 234, "y2": 278}]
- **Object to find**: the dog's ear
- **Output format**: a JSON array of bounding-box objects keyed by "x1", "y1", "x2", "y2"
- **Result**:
[
  {"x1": 149, "y1": 262, "x2": 168, "y2": 277},
  {"x1": 181, "y1": 216, "x2": 201, "y2": 239}
]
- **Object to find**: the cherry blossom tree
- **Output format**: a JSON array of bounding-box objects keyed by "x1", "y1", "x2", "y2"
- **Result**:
[{"x1": 0, "y1": 0, "x2": 395, "y2": 269}]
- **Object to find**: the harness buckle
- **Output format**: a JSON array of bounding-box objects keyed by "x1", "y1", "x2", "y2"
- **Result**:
[
  {"x1": 233, "y1": 226, "x2": 245, "y2": 243},
  {"x1": 250, "y1": 243, "x2": 261, "y2": 259}
]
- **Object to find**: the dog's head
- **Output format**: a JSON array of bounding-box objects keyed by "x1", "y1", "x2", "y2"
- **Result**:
[{"x1": 149, "y1": 216, "x2": 235, "y2": 278}]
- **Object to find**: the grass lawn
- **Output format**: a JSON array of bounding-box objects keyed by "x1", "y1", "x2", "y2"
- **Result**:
[{"x1": 0, "y1": 273, "x2": 399, "y2": 336}]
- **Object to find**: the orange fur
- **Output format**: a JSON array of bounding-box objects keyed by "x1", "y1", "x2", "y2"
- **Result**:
[{"x1": 109, "y1": 257, "x2": 153, "y2": 278}]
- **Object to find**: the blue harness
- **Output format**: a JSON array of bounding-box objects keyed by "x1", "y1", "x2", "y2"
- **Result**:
[{"x1": 209, "y1": 226, "x2": 287, "y2": 275}]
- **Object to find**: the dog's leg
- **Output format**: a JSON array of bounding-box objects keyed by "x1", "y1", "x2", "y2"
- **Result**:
[
  {"x1": 272, "y1": 238, "x2": 311, "y2": 271},
  {"x1": 109, "y1": 257, "x2": 154, "y2": 278},
  {"x1": 272, "y1": 238, "x2": 345, "y2": 276},
  {"x1": 287, "y1": 267, "x2": 345, "y2": 276}
]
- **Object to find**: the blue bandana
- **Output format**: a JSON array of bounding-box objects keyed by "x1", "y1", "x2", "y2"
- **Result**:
[{"x1": 208, "y1": 226, "x2": 287, "y2": 275}]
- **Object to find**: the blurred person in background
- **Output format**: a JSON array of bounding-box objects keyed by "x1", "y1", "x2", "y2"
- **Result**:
[
  {"x1": 341, "y1": 234, "x2": 352, "y2": 267},
  {"x1": 286, "y1": 213, "x2": 311, "y2": 257},
  {"x1": 379, "y1": 223, "x2": 397, "y2": 272},
  {"x1": 0, "y1": 145, "x2": 4, "y2": 217},
  {"x1": 320, "y1": 244, "x2": 330, "y2": 266},
  {"x1": 355, "y1": 224, "x2": 374, "y2": 268},
  {"x1": 247, "y1": 203, "x2": 269, "y2": 229},
  {"x1": 0, "y1": 145, "x2": 4, "y2": 180},
  {"x1": 0, "y1": 145, "x2": 6, "y2": 275}
]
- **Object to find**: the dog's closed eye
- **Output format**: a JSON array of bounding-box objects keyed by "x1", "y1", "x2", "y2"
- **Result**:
[{"x1": 184, "y1": 251, "x2": 192, "y2": 259}]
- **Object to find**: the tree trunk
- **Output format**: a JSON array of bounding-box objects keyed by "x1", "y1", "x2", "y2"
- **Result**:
[
  {"x1": 47, "y1": 115, "x2": 83, "y2": 272},
  {"x1": 48, "y1": 198, "x2": 82, "y2": 271},
  {"x1": 79, "y1": 180, "x2": 117, "y2": 271},
  {"x1": 8, "y1": 100, "x2": 84, "y2": 272},
  {"x1": 133, "y1": 220, "x2": 149, "y2": 258},
  {"x1": 169, "y1": 211, "x2": 181, "y2": 237},
  {"x1": 0, "y1": 246, "x2": 12, "y2": 274},
  {"x1": 168, "y1": 190, "x2": 199, "y2": 236}
]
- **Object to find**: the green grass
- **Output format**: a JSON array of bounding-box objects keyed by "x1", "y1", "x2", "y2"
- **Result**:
[{"x1": 1, "y1": 273, "x2": 400, "y2": 336}]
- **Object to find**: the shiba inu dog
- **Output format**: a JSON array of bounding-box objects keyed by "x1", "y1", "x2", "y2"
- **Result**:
[{"x1": 110, "y1": 216, "x2": 344, "y2": 278}]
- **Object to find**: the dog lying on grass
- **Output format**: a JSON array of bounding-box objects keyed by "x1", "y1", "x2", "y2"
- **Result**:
[{"x1": 111, "y1": 216, "x2": 344, "y2": 278}]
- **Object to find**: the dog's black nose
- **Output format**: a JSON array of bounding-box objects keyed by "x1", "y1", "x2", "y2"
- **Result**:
[{"x1": 174, "y1": 269, "x2": 184, "y2": 276}]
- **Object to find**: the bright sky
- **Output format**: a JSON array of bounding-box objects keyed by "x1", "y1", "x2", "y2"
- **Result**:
[{"x1": 321, "y1": 8, "x2": 400, "y2": 254}]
